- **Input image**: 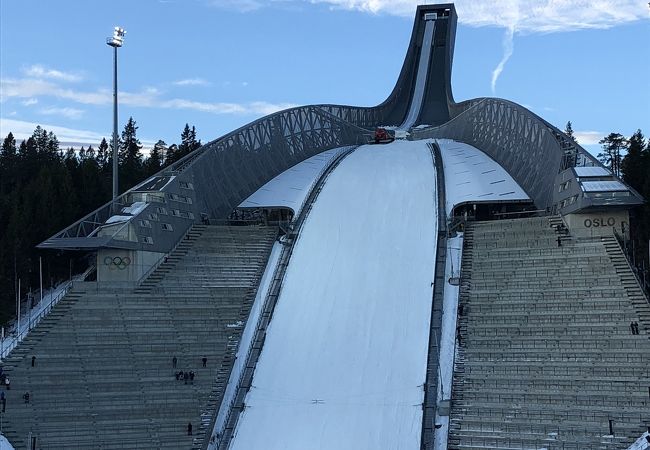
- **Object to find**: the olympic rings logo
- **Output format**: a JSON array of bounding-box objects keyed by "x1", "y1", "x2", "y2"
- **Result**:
[{"x1": 103, "y1": 256, "x2": 131, "y2": 270}]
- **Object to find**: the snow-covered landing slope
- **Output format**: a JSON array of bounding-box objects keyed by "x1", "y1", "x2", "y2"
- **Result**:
[{"x1": 230, "y1": 140, "x2": 438, "y2": 450}]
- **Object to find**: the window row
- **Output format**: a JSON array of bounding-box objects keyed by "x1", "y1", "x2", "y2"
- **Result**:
[
  {"x1": 139, "y1": 220, "x2": 174, "y2": 231},
  {"x1": 168, "y1": 192, "x2": 193, "y2": 204}
]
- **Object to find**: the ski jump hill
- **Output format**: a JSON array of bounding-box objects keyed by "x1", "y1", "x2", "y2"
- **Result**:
[{"x1": 2, "y1": 3, "x2": 648, "y2": 450}]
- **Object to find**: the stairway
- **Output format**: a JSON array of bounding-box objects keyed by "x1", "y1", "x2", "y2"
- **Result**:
[
  {"x1": 1, "y1": 225, "x2": 277, "y2": 450},
  {"x1": 449, "y1": 216, "x2": 650, "y2": 450}
]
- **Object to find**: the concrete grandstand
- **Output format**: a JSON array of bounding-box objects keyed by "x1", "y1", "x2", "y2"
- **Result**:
[{"x1": 1, "y1": 3, "x2": 648, "y2": 450}]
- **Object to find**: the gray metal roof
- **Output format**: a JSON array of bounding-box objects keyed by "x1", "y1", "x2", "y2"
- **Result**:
[
  {"x1": 581, "y1": 180, "x2": 629, "y2": 192},
  {"x1": 574, "y1": 167, "x2": 611, "y2": 177}
]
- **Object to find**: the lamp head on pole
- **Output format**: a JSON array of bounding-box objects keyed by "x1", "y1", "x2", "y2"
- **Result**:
[{"x1": 106, "y1": 26, "x2": 126, "y2": 48}]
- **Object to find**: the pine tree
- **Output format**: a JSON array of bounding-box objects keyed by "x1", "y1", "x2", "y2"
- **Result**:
[
  {"x1": 119, "y1": 117, "x2": 142, "y2": 166},
  {"x1": 564, "y1": 121, "x2": 577, "y2": 143},
  {"x1": 164, "y1": 144, "x2": 179, "y2": 166},
  {"x1": 45, "y1": 131, "x2": 59, "y2": 160},
  {"x1": 146, "y1": 140, "x2": 166, "y2": 175},
  {"x1": 170, "y1": 123, "x2": 201, "y2": 164},
  {"x1": 598, "y1": 133, "x2": 627, "y2": 177},
  {"x1": 96, "y1": 138, "x2": 110, "y2": 169},
  {"x1": 621, "y1": 129, "x2": 647, "y2": 192},
  {"x1": 1, "y1": 132, "x2": 17, "y2": 160},
  {"x1": 86, "y1": 145, "x2": 96, "y2": 160},
  {"x1": 118, "y1": 117, "x2": 144, "y2": 192},
  {"x1": 0, "y1": 133, "x2": 17, "y2": 193},
  {"x1": 63, "y1": 147, "x2": 79, "y2": 173},
  {"x1": 33, "y1": 126, "x2": 48, "y2": 154}
]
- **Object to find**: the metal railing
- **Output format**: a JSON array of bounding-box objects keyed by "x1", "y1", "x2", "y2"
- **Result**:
[
  {"x1": 0, "y1": 269, "x2": 92, "y2": 360},
  {"x1": 612, "y1": 229, "x2": 650, "y2": 299}
]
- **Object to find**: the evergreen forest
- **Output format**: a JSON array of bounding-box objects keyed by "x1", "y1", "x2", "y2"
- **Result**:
[{"x1": 0, "y1": 119, "x2": 200, "y2": 324}]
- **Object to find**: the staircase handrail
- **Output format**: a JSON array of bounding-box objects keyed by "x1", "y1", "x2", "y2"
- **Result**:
[
  {"x1": 612, "y1": 229, "x2": 650, "y2": 300},
  {"x1": 0, "y1": 264, "x2": 94, "y2": 359}
]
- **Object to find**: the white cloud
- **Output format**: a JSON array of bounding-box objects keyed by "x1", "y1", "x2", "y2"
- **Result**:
[
  {"x1": 574, "y1": 130, "x2": 604, "y2": 145},
  {"x1": 491, "y1": 27, "x2": 514, "y2": 94},
  {"x1": 22, "y1": 98, "x2": 38, "y2": 106},
  {"x1": 1, "y1": 78, "x2": 110, "y2": 104},
  {"x1": 1, "y1": 76, "x2": 296, "y2": 116},
  {"x1": 0, "y1": 118, "x2": 105, "y2": 144},
  {"x1": 22, "y1": 64, "x2": 83, "y2": 82},
  {"x1": 173, "y1": 78, "x2": 212, "y2": 87},
  {"x1": 206, "y1": 0, "x2": 264, "y2": 12},
  {"x1": 0, "y1": 118, "x2": 155, "y2": 152},
  {"x1": 301, "y1": 1, "x2": 648, "y2": 33},
  {"x1": 247, "y1": 101, "x2": 297, "y2": 115},
  {"x1": 39, "y1": 106, "x2": 85, "y2": 120},
  {"x1": 161, "y1": 98, "x2": 297, "y2": 115}
]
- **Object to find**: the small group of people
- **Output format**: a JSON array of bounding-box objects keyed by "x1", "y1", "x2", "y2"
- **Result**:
[
  {"x1": 176, "y1": 370, "x2": 195, "y2": 384},
  {"x1": 172, "y1": 354, "x2": 210, "y2": 384},
  {"x1": 630, "y1": 321, "x2": 641, "y2": 335}
]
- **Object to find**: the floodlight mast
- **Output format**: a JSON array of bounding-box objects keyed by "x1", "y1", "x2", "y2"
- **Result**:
[{"x1": 106, "y1": 27, "x2": 125, "y2": 203}]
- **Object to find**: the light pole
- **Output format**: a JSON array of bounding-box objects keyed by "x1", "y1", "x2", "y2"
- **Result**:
[{"x1": 106, "y1": 26, "x2": 126, "y2": 203}]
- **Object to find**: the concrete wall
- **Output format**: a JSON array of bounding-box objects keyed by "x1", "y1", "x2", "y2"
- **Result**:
[
  {"x1": 565, "y1": 211, "x2": 630, "y2": 239},
  {"x1": 97, "y1": 249, "x2": 164, "y2": 283}
]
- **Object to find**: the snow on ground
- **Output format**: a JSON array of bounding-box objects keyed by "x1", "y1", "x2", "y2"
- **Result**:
[
  {"x1": 436, "y1": 139, "x2": 529, "y2": 216},
  {"x1": 399, "y1": 18, "x2": 435, "y2": 131},
  {"x1": 628, "y1": 432, "x2": 650, "y2": 450},
  {"x1": 434, "y1": 234, "x2": 463, "y2": 450},
  {"x1": 209, "y1": 241, "x2": 284, "y2": 449},
  {"x1": 238, "y1": 147, "x2": 353, "y2": 216},
  {"x1": 229, "y1": 140, "x2": 438, "y2": 450},
  {"x1": 104, "y1": 215, "x2": 132, "y2": 224},
  {"x1": 121, "y1": 201, "x2": 148, "y2": 215},
  {"x1": 0, "y1": 435, "x2": 16, "y2": 450}
]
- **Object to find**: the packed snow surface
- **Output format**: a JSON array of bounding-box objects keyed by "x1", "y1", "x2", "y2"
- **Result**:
[
  {"x1": 230, "y1": 140, "x2": 438, "y2": 450},
  {"x1": 0, "y1": 434, "x2": 16, "y2": 450},
  {"x1": 121, "y1": 201, "x2": 148, "y2": 215},
  {"x1": 104, "y1": 215, "x2": 132, "y2": 224},
  {"x1": 238, "y1": 147, "x2": 353, "y2": 216},
  {"x1": 627, "y1": 432, "x2": 650, "y2": 450},
  {"x1": 436, "y1": 139, "x2": 529, "y2": 216},
  {"x1": 399, "y1": 18, "x2": 435, "y2": 130}
]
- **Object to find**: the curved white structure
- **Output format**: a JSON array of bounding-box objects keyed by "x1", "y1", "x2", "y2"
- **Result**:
[
  {"x1": 436, "y1": 139, "x2": 530, "y2": 216},
  {"x1": 238, "y1": 147, "x2": 354, "y2": 216}
]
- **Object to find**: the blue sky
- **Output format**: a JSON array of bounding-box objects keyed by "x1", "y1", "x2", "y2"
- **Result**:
[{"x1": 1, "y1": 0, "x2": 649, "y2": 155}]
